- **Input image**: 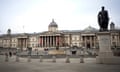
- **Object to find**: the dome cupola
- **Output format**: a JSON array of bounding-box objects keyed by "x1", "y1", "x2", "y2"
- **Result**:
[
  {"x1": 48, "y1": 19, "x2": 58, "y2": 27},
  {"x1": 48, "y1": 19, "x2": 58, "y2": 32}
]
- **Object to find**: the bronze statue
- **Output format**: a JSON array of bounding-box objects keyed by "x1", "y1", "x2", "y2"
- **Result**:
[{"x1": 98, "y1": 6, "x2": 109, "y2": 31}]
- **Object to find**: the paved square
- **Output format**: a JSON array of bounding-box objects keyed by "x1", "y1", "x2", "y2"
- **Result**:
[{"x1": 0, "y1": 55, "x2": 120, "y2": 72}]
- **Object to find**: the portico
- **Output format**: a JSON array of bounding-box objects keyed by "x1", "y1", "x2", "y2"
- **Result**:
[
  {"x1": 17, "y1": 36, "x2": 28, "y2": 50},
  {"x1": 81, "y1": 33, "x2": 96, "y2": 49},
  {"x1": 39, "y1": 35, "x2": 63, "y2": 48}
]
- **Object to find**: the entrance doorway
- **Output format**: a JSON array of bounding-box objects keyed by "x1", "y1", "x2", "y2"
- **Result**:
[
  {"x1": 71, "y1": 46, "x2": 78, "y2": 55},
  {"x1": 87, "y1": 43, "x2": 90, "y2": 49}
]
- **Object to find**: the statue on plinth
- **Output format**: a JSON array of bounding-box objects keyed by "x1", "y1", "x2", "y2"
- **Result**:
[{"x1": 98, "y1": 6, "x2": 109, "y2": 31}]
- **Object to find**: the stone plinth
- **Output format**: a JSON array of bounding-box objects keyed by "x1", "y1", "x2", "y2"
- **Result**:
[
  {"x1": 65, "y1": 55, "x2": 70, "y2": 63},
  {"x1": 27, "y1": 56, "x2": 31, "y2": 62},
  {"x1": 96, "y1": 32, "x2": 120, "y2": 64},
  {"x1": 40, "y1": 55, "x2": 43, "y2": 62},
  {"x1": 16, "y1": 55, "x2": 19, "y2": 62},
  {"x1": 52, "y1": 55, "x2": 56, "y2": 63}
]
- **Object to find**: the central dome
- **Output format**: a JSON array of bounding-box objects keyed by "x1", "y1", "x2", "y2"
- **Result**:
[
  {"x1": 83, "y1": 26, "x2": 98, "y2": 32},
  {"x1": 48, "y1": 19, "x2": 58, "y2": 32},
  {"x1": 48, "y1": 19, "x2": 58, "y2": 27}
]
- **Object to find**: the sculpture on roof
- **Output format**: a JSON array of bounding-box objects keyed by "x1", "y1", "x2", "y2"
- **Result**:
[{"x1": 98, "y1": 6, "x2": 109, "y2": 31}]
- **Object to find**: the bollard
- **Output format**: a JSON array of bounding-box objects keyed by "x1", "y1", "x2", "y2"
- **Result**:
[
  {"x1": 16, "y1": 55, "x2": 19, "y2": 62},
  {"x1": 40, "y1": 55, "x2": 43, "y2": 62},
  {"x1": 80, "y1": 55, "x2": 84, "y2": 63},
  {"x1": 5, "y1": 54, "x2": 9, "y2": 62},
  {"x1": 52, "y1": 55, "x2": 56, "y2": 63},
  {"x1": 65, "y1": 55, "x2": 70, "y2": 63},
  {"x1": 27, "y1": 56, "x2": 31, "y2": 62}
]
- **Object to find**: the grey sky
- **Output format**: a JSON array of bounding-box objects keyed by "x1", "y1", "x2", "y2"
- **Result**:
[{"x1": 0, "y1": 0, "x2": 120, "y2": 34}]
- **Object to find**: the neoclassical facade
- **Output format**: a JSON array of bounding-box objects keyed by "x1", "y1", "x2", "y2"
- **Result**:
[{"x1": 0, "y1": 19, "x2": 120, "y2": 51}]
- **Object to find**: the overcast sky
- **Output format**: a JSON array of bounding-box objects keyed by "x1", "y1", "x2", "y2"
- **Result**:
[{"x1": 0, "y1": 0, "x2": 120, "y2": 34}]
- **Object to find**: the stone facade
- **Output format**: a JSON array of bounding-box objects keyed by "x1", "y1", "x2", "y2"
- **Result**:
[{"x1": 0, "y1": 20, "x2": 120, "y2": 52}]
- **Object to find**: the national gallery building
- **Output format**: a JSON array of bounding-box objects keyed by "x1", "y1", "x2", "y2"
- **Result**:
[{"x1": 0, "y1": 19, "x2": 120, "y2": 51}]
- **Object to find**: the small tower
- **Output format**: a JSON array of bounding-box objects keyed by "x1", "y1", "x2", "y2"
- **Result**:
[
  {"x1": 7, "y1": 29, "x2": 11, "y2": 35},
  {"x1": 110, "y1": 22, "x2": 115, "y2": 30},
  {"x1": 48, "y1": 19, "x2": 58, "y2": 32}
]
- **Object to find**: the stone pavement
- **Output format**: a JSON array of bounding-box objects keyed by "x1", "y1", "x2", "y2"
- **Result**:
[{"x1": 0, "y1": 55, "x2": 120, "y2": 72}]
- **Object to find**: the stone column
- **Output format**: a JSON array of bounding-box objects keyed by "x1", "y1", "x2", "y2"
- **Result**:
[
  {"x1": 47, "y1": 36, "x2": 48, "y2": 47},
  {"x1": 17, "y1": 39, "x2": 19, "y2": 48},
  {"x1": 26, "y1": 38, "x2": 28, "y2": 48},
  {"x1": 94, "y1": 36, "x2": 96, "y2": 47},
  {"x1": 44, "y1": 36, "x2": 46, "y2": 47},
  {"x1": 25, "y1": 39, "x2": 26, "y2": 48},
  {"x1": 51, "y1": 36, "x2": 53, "y2": 47},
  {"x1": 45, "y1": 36, "x2": 46, "y2": 47},
  {"x1": 23, "y1": 39, "x2": 25, "y2": 48},
  {"x1": 45, "y1": 36, "x2": 47, "y2": 48},
  {"x1": 56, "y1": 36, "x2": 57, "y2": 47},
  {"x1": 118, "y1": 35, "x2": 120, "y2": 46},
  {"x1": 39, "y1": 36, "x2": 41, "y2": 47},
  {"x1": 42, "y1": 36, "x2": 44, "y2": 47},
  {"x1": 85, "y1": 36, "x2": 87, "y2": 48},
  {"x1": 24, "y1": 39, "x2": 25, "y2": 48},
  {"x1": 56, "y1": 36, "x2": 59, "y2": 47},
  {"x1": 50, "y1": 36, "x2": 51, "y2": 47},
  {"x1": 46, "y1": 36, "x2": 47, "y2": 47},
  {"x1": 90, "y1": 36, "x2": 92, "y2": 48},
  {"x1": 81, "y1": 36, "x2": 83, "y2": 47},
  {"x1": 42, "y1": 36, "x2": 43, "y2": 47},
  {"x1": 117, "y1": 35, "x2": 119, "y2": 46},
  {"x1": 59, "y1": 36, "x2": 61, "y2": 47},
  {"x1": 48, "y1": 36, "x2": 50, "y2": 47},
  {"x1": 53, "y1": 36, "x2": 55, "y2": 47}
]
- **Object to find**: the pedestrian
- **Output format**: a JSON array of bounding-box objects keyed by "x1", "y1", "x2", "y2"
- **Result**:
[{"x1": 9, "y1": 52, "x2": 12, "y2": 57}]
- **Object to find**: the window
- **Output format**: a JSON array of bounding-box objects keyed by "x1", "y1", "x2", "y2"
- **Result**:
[
  {"x1": 12, "y1": 39, "x2": 15, "y2": 42},
  {"x1": 32, "y1": 38, "x2": 34, "y2": 41},
  {"x1": 76, "y1": 36, "x2": 79, "y2": 40},
  {"x1": 72, "y1": 36, "x2": 78, "y2": 40}
]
